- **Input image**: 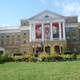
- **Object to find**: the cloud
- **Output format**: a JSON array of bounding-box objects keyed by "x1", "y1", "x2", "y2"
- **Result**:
[
  {"x1": 39, "y1": 0, "x2": 80, "y2": 22},
  {"x1": 62, "y1": 0, "x2": 80, "y2": 22},
  {"x1": 51, "y1": 0, "x2": 80, "y2": 22},
  {"x1": 62, "y1": 1, "x2": 80, "y2": 15}
]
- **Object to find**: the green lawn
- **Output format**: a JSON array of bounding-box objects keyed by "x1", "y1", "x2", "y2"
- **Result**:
[{"x1": 0, "y1": 61, "x2": 80, "y2": 80}]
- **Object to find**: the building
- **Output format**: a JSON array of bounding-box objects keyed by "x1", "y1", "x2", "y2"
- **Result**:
[{"x1": 0, "y1": 10, "x2": 80, "y2": 55}]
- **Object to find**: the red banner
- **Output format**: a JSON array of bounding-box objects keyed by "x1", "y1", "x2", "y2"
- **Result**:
[
  {"x1": 35, "y1": 24, "x2": 42, "y2": 39},
  {"x1": 52, "y1": 22, "x2": 59, "y2": 38},
  {"x1": 44, "y1": 23, "x2": 50, "y2": 40}
]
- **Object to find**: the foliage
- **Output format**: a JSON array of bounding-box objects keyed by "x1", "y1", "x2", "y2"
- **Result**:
[
  {"x1": 39, "y1": 53, "x2": 49, "y2": 61},
  {"x1": 50, "y1": 53, "x2": 63, "y2": 61},
  {"x1": 61, "y1": 54, "x2": 77, "y2": 61},
  {"x1": 77, "y1": 54, "x2": 80, "y2": 60},
  {"x1": 0, "y1": 50, "x2": 79, "y2": 63},
  {"x1": 23, "y1": 54, "x2": 33, "y2": 62},
  {"x1": 0, "y1": 51, "x2": 15, "y2": 63},
  {"x1": 61, "y1": 54, "x2": 71, "y2": 61}
]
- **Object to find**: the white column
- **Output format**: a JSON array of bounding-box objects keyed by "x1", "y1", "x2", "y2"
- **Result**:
[
  {"x1": 30, "y1": 23, "x2": 35, "y2": 42},
  {"x1": 34, "y1": 24, "x2": 36, "y2": 41},
  {"x1": 29, "y1": 23, "x2": 32, "y2": 42},
  {"x1": 59, "y1": 22, "x2": 62, "y2": 40},
  {"x1": 42, "y1": 23, "x2": 44, "y2": 41},
  {"x1": 63, "y1": 22, "x2": 66, "y2": 40},
  {"x1": 50, "y1": 22, "x2": 53, "y2": 40}
]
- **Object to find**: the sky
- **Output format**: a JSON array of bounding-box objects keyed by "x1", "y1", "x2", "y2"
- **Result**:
[{"x1": 0, "y1": 0, "x2": 80, "y2": 27}]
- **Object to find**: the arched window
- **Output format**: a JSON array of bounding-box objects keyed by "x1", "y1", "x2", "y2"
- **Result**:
[
  {"x1": 45, "y1": 45, "x2": 51, "y2": 54},
  {"x1": 54, "y1": 45, "x2": 60, "y2": 54},
  {"x1": 35, "y1": 46, "x2": 43, "y2": 54}
]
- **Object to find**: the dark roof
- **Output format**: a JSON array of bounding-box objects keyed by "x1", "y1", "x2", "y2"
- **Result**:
[{"x1": 65, "y1": 16, "x2": 78, "y2": 23}]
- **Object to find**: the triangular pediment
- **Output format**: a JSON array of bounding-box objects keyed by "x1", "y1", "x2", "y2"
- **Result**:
[{"x1": 28, "y1": 10, "x2": 65, "y2": 21}]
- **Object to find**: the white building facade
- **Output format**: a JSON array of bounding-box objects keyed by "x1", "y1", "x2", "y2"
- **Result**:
[{"x1": 0, "y1": 10, "x2": 79, "y2": 55}]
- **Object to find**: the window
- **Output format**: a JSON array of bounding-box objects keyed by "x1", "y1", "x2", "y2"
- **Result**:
[
  {"x1": 1, "y1": 41, "x2": 4, "y2": 45},
  {"x1": 11, "y1": 41, "x2": 15, "y2": 45},
  {"x1": 6, "y1": 35, "x2": 9, "y2": 38},
  {"x1": 14, "y1": 53, "x2": 23, "y2": 56},
  {"x1": 24, "y1": 51, "x2": 26, "y2": 54},
  {"x1": 35, "y1": 47, "x2": 43, "y2": 53},
  {"x1": 66, "y1": 27, "x2": 77, "y2": 40},
  {"x1": 17, "y1": 35, "x2": 20, "y2": 41},
  {"x1": 6, "y1": 41, "x2": 9, "y2": 45},
  {"x1": 45, "y1": 15, "x2": 49, "y2": 18},
  {"x1": 24, "y1": 40, "x2": 26, "y2": 44},
  {"x1": 12, "y1": 35, "x2": 15, "y2": 38},
  {"x1": 17, "y1": 35, "x2": 20, "y2": 37},
  {"x1": 0, "y1": 51, "x2": 3, "y2": 55},
  {"x1": 24, "y1": 33, "x2": 26, "y2": 35},
  {"x1": 45, "y1": 46, "x2": 51, "y2": 54},
  {"x1": 1, "y1": 36, "x2": 4, "y2": 38},
  {"x1": 23, "y1": 23, "x2": 26, "y2": 26}
]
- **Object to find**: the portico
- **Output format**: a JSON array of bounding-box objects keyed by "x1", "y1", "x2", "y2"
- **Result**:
[
  {"x1": 30, "y1": 21, "x2": 66, "y2": 42},
  {"x1": 29, "y1": 10, "x2": 66, "y2": 54}
]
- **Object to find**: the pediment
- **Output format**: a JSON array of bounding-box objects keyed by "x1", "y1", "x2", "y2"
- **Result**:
[{"x1": 28, "y1": 10, "x2": 65, "y2": 21}]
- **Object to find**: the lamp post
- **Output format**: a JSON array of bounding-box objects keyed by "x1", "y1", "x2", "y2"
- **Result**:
[{"x1": 40, "y1": 41, "x2": 45, "y2": 53}]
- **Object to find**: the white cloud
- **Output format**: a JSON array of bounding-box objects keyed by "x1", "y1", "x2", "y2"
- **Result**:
[
  {"x1": 62, "y1": 1, "x2": 80, "y2": 15},
  {"x1": 62, "y1": 0, "x2": 80, "y2": 22},
  {"x1": 39, "y1": 0, "x2": 80, "y2": 22},
  {"x1": 51, "y1": 0, "x2": 80, "y2": 22}
]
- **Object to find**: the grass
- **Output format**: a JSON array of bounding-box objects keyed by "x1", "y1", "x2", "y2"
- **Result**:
[{"x1": 0, "y1": 61, "x2": 80, "y2": 80}]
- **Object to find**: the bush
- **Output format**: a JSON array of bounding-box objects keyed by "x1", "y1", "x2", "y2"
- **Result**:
[
  {"x1": 61, "y1": 54, "x2": 74, "y2": 61},
  {"x1": 39, "y1": 53, "x2": 49, "y2": 61},
  {"x1": 0, "y1": 55, "x2": 4, "y2": 63},
  {"x1": 71, "y1": 54, "x2": 77, "y2": 60},
  {"x1": 14, "y1": 56, "x2": 24, "y2": 62},
  {"x1": 39, "y1": 53, "x2": 63, "y2": 62},
  {"x1": 23, "y1": 54, "x2": 34, "y2": 62},
  {"x1": 0, "y1": 53, "x2": 15, "y2": 63},
  {"x1": 0, "y1": 51, "x2": 78, "y2": 63},
  {"x1": 51, "y1": 53, "x2": 63, "y2": 61},
  {"x1": 77, "y1": 54, "x2": 80, "y2": 60}
]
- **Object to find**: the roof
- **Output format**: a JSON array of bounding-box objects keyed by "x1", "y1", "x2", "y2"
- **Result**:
[
  {"x1": 65, "y1": 16, "x2": 78, "y2": 23},
  {"x1": 28, "y1": 10, "x2": 65, "y2": 20}
]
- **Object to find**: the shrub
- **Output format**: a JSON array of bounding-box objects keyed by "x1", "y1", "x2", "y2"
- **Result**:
[
  {"x1": 39, "y1": 53, "x2": 49, "y2": 61},
  {"x1": 14, "y1": 56, "x2": 24, "y2": 62},
  {"x1": 77, "y1": 54, "x2": 80, "y2": 60},
  {"x1": 71, "y1": 54, "x2": 77, "y2": 60},
  {"x1": 23, "y1": 54, "x2": 34, "y2": 62},
  {"x1": 61, "y1": 54, "x2": 73, "y2": 61},
  {"x1": 50, "y1": 53, "x2": 63, "y2": 61},
  {"x1": 0, "y1": 53, "x2": 15, "y2": 63},
  {"x1": 0, "y1": 55, "x2": 4, "y2": 63}
]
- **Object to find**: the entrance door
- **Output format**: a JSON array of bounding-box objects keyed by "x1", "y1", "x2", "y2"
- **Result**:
[
  {"x1": 45, "y1": 46, "x2": 50, "y2": 54},
  {"x1": 54, "y1": 45, "x2": 60, "y2": 54}
]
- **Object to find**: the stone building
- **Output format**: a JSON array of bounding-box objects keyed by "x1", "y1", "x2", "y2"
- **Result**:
[{"x1": 0, "y1": 10, "x2": 80, "y2": 55}]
